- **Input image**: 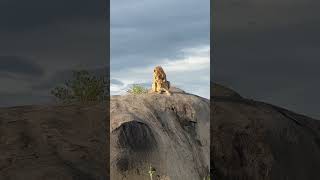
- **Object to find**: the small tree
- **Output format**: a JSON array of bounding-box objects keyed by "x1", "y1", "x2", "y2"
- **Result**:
[{"x1": 51, "y1": 70, "x2": 108, "y2": 104}]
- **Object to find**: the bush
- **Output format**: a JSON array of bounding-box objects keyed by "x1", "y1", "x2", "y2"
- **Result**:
[
  {"x1": 51, "y1": 70, "x2": 108, "y2": 104},
  {"x1": 127, "y1": 84, "x2": 148, "y2": 95}
]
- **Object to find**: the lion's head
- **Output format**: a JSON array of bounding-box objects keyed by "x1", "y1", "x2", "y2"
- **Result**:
[{"x1": 153, "y1": 66, "x2": 166, "y2": 82}]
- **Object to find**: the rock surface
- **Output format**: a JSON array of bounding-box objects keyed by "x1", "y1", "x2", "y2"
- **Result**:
[
  {"x1": 212, "y1": 84, "x2": 320, "y2": 180},
  {"x1": 110, "y1": 89, "x2": 210, "y2": 180},
  {"x1": 2, "y1": 84, "x2": 318, "y2": 180},
  {"x1": 0, "y1": 104, "x2": 108, "y2": 180}
]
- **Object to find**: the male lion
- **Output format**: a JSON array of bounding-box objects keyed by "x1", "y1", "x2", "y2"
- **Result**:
[{"x1": 151, "y1": 66, "x2": 171, "y2": 95}]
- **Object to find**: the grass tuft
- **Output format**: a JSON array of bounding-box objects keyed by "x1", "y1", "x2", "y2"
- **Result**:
[{"x1": 127, "y1": 84, "x2": 148, "y2": 95}]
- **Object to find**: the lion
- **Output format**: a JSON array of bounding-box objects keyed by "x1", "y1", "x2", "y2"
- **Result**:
[{"x1": 151, "y1": 66, "x2": 171, "y2": 95}]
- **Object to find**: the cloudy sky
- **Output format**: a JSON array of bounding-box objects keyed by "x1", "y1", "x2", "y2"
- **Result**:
[
  {"x1": 214, "y1": 0, "x2": 320, "y2": 119},
  {"x1": 0, "y1": 0, "x2": 107, "y2": 107},
  {"x1": 110, "y1": 0, "x2": 210, "y2": 98},
  {"x1": 2, "y1": 0, "x2": 318, "y2": 120}
]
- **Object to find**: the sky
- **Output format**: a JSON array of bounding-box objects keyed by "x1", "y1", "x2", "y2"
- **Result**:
[
  {"x1": 0, "y1": 0, "x2": 107, "y2": 107},
  {"x1": 110, "y1": 0, "x2": 210, "y2": 98},
  {"x1": 213, "y1": 0, "x2": 320, "y2": 119},
  {"x1": 1, "y1": 0, "x2": 319, "y2": 120}
]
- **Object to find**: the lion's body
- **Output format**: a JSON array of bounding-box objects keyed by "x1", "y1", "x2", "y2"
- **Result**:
[{"x1": 151, "y1": 66, "x2": 171, "y2": 95}]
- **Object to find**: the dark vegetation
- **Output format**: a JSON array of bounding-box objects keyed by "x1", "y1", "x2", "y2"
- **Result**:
[{"x1": 51, "y1": 70, "x2": 108, "y2": 104}]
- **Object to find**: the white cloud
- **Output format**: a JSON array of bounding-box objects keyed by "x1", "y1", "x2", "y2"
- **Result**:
[{"x1": 162, "y1": 46, "x2": 210, "y2": 72}]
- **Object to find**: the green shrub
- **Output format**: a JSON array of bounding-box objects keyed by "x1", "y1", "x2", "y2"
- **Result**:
[
  {"x1": 127, "y1": 84, "x2": 148, "y2": 95},
  {"x1": 51, "y1": 70, "x2": 108, "y2": 104}
]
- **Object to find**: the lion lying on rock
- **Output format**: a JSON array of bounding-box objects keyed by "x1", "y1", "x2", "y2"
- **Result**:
[{"x1": 151, "y1": 66, "x2": 171, "y2": 95}]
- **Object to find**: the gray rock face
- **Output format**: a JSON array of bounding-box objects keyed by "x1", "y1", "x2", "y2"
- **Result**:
[
  {"x1": 0, "y1": 105, "x2": 108, "y2": 180},
  {"x1": 212, "y1": 84, "x2": 320, "y2": 180},
  {"x1": 3, "y1": 84, "x2": 317, "y2": 180},
  {"x1": 110, "y1": 91, "x2": 210, "y2": 180}
]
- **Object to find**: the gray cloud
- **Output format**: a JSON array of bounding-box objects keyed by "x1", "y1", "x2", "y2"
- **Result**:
[
  {"x1": 0, "y1": 0, "x2": 107, "y2": 107},
  {"x1": 111, "y1": 0, "x2": 210, "y2": 98},
  {"x1": 213, "y1": 0, "x2": 320, "y2": 119},
  {"x1": 111, "y1": 0, "x2": 209, "y2": 70},
  {"x1": 0, "y1": 0, "x2": 104, "y2": 31},
  {"x1": 111, "y1": 79, "x2": 124, "y2": 86},
  {"x1": 0, "y1": 56, "x2": 44, "y2": 76}
]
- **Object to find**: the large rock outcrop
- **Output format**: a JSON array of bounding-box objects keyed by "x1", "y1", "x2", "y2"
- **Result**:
[
  {"x1": 110, "y1": 89, "x2": 210, "y2": 180},
  {"x1": 2, "y1": 84, "x2": 318, "y2": 180},
  {"x1": 0, "y1": 105, "x2": 108, "y2": 180},
  {"x1": 212, "y1": 84, "x2": 320, "y2": 180}
]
